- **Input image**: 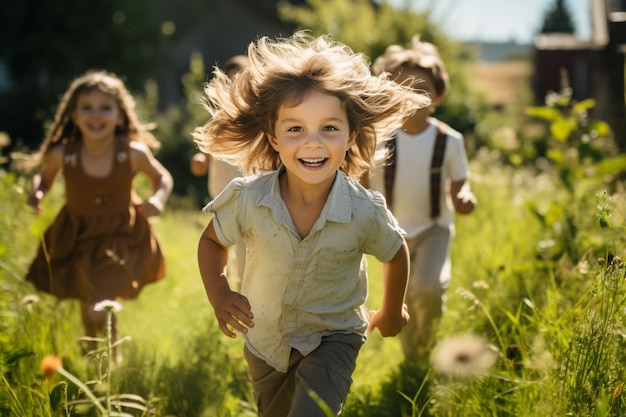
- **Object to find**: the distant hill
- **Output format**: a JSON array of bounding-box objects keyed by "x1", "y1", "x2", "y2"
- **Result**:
[{"x1": 464, "y1": 40, "x2": 533, "y2": 62}]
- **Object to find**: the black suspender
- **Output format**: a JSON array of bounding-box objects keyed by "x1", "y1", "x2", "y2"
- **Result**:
[
  {"x1": 384, "y1": 122, "x2": 448, "y2": 219},
  {"x1": 429, "y1": 126, "x2": 447, "y2": 218}
]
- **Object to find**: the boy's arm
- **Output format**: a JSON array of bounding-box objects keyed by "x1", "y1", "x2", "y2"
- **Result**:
[
  {"x1": 368, "y1": 240, "x2": 410, "y2": 337},
  {"x1": 450, "y1": 179, "x2": 476, "y2": 215},
  {"x1": 198, "y1": 220, "x2": 254, "y2": 338}
]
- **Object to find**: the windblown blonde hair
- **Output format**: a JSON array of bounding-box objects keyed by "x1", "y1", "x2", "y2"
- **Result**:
[
  {"x1": 22, "y1": 70, "x2": 159, "y2": 169},
  {"x1": 193, "y1": 31, "x2": 430, "y2": 178}
]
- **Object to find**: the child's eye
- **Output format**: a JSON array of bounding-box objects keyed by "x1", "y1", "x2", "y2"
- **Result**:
[
  {"x1": 287, "y1": 126, "x2": 303, "y2": 132},
  {"x1": 323, "y1": 125, "x2": 339, "y2": 131}
]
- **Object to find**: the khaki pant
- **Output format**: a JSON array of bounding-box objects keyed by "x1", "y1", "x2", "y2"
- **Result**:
[
  {"x1": 244, "y1": 333, "x2": 364, "y2": 417},
  {"x1": 400, "y1": 225, "x2": 451, "y2": 359}
]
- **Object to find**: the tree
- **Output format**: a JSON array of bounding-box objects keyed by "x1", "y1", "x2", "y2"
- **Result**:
[
  {"x1": 540, "y1": 0, "x2": 576, "y2": 34},
  {"x1": 0, "y1": 0, "x2": 165, "y2": 150}
]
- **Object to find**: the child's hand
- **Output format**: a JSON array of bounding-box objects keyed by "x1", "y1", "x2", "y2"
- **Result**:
[
  {"x1": 137, "y1": 196, "x2": 164, "y2": 218},
  {"x1": 190, "y1": 152, "x2": 209, "y2": 176},
  {"x1": 27, "y1": 190, "x2": 44, "y2": 214},
  {"x1": 453, "y1": 189, "x2": 476, "y2": 215},
  {"x1": 367, "y1": 303, "x2": 409, "y2": 337},
  {"x1": 212, "y1": 289, "x2": 255, "y2": 338}
]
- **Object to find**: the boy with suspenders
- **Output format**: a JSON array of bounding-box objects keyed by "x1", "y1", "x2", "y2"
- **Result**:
[{"x1": 368, "y1": 36, "x2": 477, "y2": 360}]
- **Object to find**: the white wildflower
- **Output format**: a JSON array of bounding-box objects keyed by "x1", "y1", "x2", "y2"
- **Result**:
[{"x1": 93, "y1": 300, "x2": 122, "y2": 312}]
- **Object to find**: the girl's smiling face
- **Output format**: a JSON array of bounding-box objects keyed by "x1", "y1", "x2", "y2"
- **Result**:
[
  {"x1": 71, "y1": 89, "x2": 123, "y2": 143},
  {"x1": 269, "y1": 90, "x2": 355, "y2": 190}
]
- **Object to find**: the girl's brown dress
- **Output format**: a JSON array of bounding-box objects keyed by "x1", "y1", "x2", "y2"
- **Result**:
[{"x1": 26, "y1": 137, "x2": 165, "y2": 303}]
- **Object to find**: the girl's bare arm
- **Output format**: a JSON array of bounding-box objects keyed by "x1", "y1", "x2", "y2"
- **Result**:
[
  {"x1": 130, "y1": 142, "x2": 173, "y2": 216},
  {"x1": 28, "y1": 146, "x2": 63, "y2": 214}
]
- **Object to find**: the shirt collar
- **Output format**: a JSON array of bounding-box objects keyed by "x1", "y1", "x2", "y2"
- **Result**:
[{"x1": 259, "y1": 166, "x2": 352, "y2": 225}]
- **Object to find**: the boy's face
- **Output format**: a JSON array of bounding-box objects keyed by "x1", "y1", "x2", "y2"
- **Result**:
[
  {"x1": 391, "y1": 66, "x2": 441, "y2": 121},
  {"x1": 269, "y1": 90, "x2": 355, "y2": 190},
  {"x1": 391, "y1": 66, "x2": 439, "y2": 96}
]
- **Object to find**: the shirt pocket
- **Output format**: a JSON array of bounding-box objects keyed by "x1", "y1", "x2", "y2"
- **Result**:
[{"x1": 315, "y1": 248, "x2": 361, "y2": 282}]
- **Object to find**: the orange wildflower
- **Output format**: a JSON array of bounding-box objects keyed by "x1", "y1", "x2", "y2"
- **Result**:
[{"x1": 40, "y1": 354, "x2": 63, "y2": 382}]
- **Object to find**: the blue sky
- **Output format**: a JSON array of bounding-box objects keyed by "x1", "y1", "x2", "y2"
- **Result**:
[{"x1": 392, "y1": 0, "x2": 591, "y2": 43}]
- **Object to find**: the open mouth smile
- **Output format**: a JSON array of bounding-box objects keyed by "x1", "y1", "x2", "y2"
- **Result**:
[{"x1": 299, "y1": 157, "x2": 328, "y2": 168}]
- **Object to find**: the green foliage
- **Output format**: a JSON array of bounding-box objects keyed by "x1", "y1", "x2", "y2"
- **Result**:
[
  {"x1": 4, "y1": 134, "x2": 626, "y2": 415},
  {"x1": 137, "y1": 52, "x2": 213, "y2": 209},
  {"x1": 525, "y1": 74, "x2": 617, "y2": 189},
  {"x1": 0, "y1": 0, "x2": 165, "y2": 150},
  {"x1": 278, "y1": 0, "x2": 448, "y2": 60},
  {"x1": 559, "y1": 252, "x2": 626, "y2": 415},
  {"x1": 522, "y1": 74, "x2": 625, "y2": 264}
]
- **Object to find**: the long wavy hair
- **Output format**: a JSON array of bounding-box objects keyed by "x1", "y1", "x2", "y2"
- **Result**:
[
  {"x1": 22, "y1": 70, "x2": 159, "y2": 169},
  {"x1": 193, "y1": 31, "x2": 430, "y2": 179}
]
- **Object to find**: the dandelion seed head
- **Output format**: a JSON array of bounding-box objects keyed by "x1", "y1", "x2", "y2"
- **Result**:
[
  {"x1": 93, "y1": 300, "x2": 122, "y2": 312},
  {"x1": 430, "y1": 334, "x2": 496, "y2": 381},
  {"x1": 21, "y1": 294, "x2": 41, "y2": 306}
]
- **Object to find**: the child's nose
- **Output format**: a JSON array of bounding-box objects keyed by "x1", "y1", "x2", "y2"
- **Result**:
[{"x1": 304, "y1": 132, "x2": 323, "y2": 147}]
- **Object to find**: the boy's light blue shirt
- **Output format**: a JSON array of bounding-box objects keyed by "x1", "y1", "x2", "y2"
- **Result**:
[{"x1": 204, "y1": 166, "x2": 405, "y2": 372}]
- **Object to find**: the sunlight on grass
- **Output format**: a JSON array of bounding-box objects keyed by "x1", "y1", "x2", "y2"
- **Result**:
[
  {"x1": 353, "y1": 257, "x2": 404, "y2": 388},
  {"x1": 117, "y1": 210, "x2": 221, "y2": 361},
  {"x1": 4, "y1": 145, "x2": 626, "y2": 415}
]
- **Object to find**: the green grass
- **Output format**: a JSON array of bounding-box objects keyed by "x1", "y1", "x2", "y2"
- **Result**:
[{"x1": 3, "y1": 148, "x2": 626, "y2": 416}]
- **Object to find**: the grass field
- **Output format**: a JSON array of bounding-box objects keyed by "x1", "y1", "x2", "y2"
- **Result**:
[
  {"x1": 4, "y1": 72, "x2": 626, "y2": 413},
  {"x1": 468, "y1": 60, "x2": 533, "y2": 108}
]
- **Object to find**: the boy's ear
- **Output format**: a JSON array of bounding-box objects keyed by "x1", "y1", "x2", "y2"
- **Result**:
[
  {"x1": 432, "y1": 93, "x2": 445, "y2": 107},
  {"x1": 268, "y1": 134, "x2": 279, "y2": 151}
]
